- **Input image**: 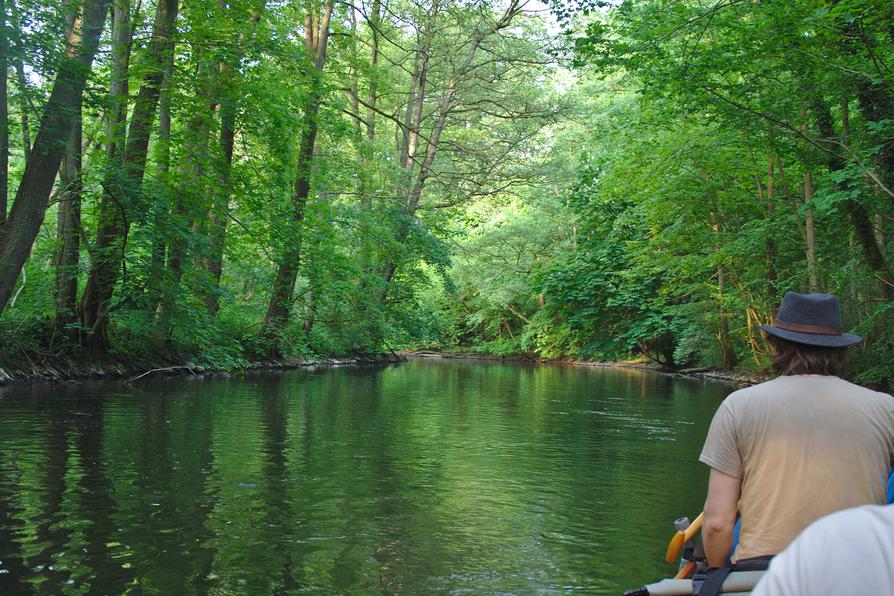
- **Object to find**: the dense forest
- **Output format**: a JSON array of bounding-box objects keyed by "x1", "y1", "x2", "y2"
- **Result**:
[{"x1": 1, "y1": 0, "x2": 893, "y2": 384}]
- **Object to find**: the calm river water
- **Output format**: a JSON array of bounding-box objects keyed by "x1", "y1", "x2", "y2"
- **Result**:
[{"x1": 0, "y1": 359, "x2": 731, "y2": 594}]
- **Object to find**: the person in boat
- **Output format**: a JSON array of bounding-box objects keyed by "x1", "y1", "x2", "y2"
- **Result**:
[
  {"x1": 698, "y1": 292, "x2": 894, "y2": 572},
  {"x1": 751, "y1": 503, "x2": 894, "y2": 595}
]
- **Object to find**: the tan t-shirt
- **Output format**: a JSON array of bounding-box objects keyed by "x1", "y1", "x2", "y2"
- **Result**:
[{"x1": 700, "y1": 375, "x2": 894, "y2": 561}]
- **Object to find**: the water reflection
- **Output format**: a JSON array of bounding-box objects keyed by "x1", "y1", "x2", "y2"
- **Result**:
[{"x1": 0, "y1": 360, "x2": 730, "y2": 594}]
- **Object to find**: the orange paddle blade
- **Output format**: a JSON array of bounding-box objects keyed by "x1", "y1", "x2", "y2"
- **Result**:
[
  {"x1": 665, "y1": 532, "x2": 685, "y2": 564},
  {"x1": 665, "y1": 512, "x2": 703, "y2": 564}
]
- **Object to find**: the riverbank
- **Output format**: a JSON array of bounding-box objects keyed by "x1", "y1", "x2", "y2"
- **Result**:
[
  {"x1": 403, "y1": 350, "x2": 766, "y2": 387},
  {"x1": 0, "y1": 352, "x2": 405, "y2": 386},
  {"x1": 0, "y1": 346, "x2": 766, "y2": 388},
  {"x1": 0, "y1": 345, "x2": 756, "y2": 388}
]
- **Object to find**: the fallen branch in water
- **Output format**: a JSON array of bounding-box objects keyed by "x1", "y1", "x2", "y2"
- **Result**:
[{"x1": 127, "y1": 366, "x2": 197, "y2": 383}]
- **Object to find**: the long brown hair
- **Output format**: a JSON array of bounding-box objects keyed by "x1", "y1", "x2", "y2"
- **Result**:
[{"x1": 766, "y1": 335, "x2": 847, "y2": 376}]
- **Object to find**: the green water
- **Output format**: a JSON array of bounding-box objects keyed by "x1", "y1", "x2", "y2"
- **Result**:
[{"x1": 0, "y1": 359, "x2": 731, "y2": 594}]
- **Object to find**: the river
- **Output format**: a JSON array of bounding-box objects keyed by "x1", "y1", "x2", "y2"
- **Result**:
[{"x1": 0, "y1": 358, "x2": 731, "y2": 594}]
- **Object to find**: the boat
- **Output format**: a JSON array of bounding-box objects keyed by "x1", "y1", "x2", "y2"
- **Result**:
[
  {"x1": 623, "y1": 512, "x2": 766, "y2": 595},
  {"x1": 625, "y1": 470, "x2": 894, "y2": 595}
]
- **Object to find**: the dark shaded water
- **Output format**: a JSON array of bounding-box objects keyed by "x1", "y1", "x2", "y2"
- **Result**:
[{"x1": 0, "y1": 359, "x2": 731, "y2": 594}]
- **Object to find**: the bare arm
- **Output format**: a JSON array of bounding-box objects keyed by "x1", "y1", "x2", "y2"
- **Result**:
[{"x1": 703, "y1": 468, "x2": 741, "y2": 567}]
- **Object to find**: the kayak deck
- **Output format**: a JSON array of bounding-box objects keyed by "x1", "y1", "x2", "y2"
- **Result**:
[{"x1": 627, "y1": 570, "x2": 766, "y2": 595}]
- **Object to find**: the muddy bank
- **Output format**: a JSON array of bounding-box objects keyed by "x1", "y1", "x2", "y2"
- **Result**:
[
  {"x1": 403, "y1": 350, "x2": 764, "y2": 387},
  {"x1": 0, "y1": 353, "x2": 405, "y2": 386}
]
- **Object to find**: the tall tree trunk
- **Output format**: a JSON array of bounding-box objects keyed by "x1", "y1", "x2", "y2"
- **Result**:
[
  {"x1": 813, "y1": 96, "x2": 894, "y2": 299},
  {"x1": 155, "y1": 47, "x2": 219, "y2": 344},
  {"x1": 105, "y1": 0, "x2": 130, "y2": 164},
  {"x1": 348, "y1": 9, "x2": 361, "y2": 138},
  {"x1": 804, "y1": 169, "x2": 818, "y2": 292},
  {"x1": 203, "y1": 2, "x2": 264, "y2": 315},
  {"x1": 303, "y1": 283, "x2": 315, "y2": 335},
  {"x1": 351, "y1": 0, "x2": 384, "y2": 345},
  {"x1": 0, "y1": 0, "x2": 111, "y2": 316},
  {"x1": 852, "y1": 56, "x2": 894, "y2": 201},
  {"x1": 366, "y1": 0, "x2": 380, "y2": 142},
  {"x1": 795, "y1": 108, "x2": 819, "y2": 292},
  {"x1": 380, "y1": 1, "x2": 447, "y2": 299},
  {"x1": 377, "y1": 0, "x2": 520, "y2": 304},
  {"x1": 79, "y1": 0, "x2": 178, "y2": 348},
  {"x1": 146, "y1": 58, "x2": 172, "y2": 309},
  {"x1": 54, "y1": 101, "x2": 81, "y2": 342},
  {"x1": 714, "y1": 221, "x2": 735, "y2": 369},
  {"x1": 354, "y1": 0, "x2": 378, "y2": 253},
  {"x1": 152, "y1": 102, "x2": 212, "y2": 345},
  {"x1": 9, "y1": 0, "x2": 30, "y2": 161},
  {"x1": 261, "y1": 98, "x2": 320, "y2": 346},
  {"x1": 204, "y1": 86, "x2": 234, "y2": 315},
  {"x1": 0, "y1": 0, "x2": 8, "y2": 227},
  {"x1": 261, "y1": 0, "x2": 334, "y2": 354},
  {"x1": 772, "y1": 148, "x2": 818, "y2": 292},
  {"x1": 165, "y1": 100, "x2": 213, "y2": 286},
  {"x1": 765, "y1": 155, "x2": 777, "y2": 302},
  {"x1": 708, "y1": 175, "x2": 736, "y2": 369},
  {"x1": 397, "y1": 4, "x2": 435, "y2": 177},
  {"x1": 13, "y1": 58, "x2": 31, "y2": 163}
]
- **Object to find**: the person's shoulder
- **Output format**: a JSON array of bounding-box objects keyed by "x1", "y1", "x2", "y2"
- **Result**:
[
  {"x1": 754, "y1": 505, "x2": 894, "y2": 595},
  {"x1": 814, "y1": 503, "x2": 891, "y2": 525},
  {"x1": 712, "y1": 382, "x2": 778, "y2": 423},
  {"x1": 830, "y1": 377, "x2": 894, "y2": 406},
  {"x1": 722, "y1": 377, "x2": 787, "y2": 403},
  {"x1": 829, "y1": 376, "x2": 890, "y2": 395},
  {"x1": 856, "y1": 503, "x2": 894, "y2": 524},
  {"x1": 800, "y1": 504, "x2": 894, "y2": 544},
  {"x1": 760, "y1": 375, "x2": 893, "y2": 403}
]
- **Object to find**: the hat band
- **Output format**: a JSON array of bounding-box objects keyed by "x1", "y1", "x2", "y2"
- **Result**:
[{"x1": 774, "y1": 319, "x2": 842, "y2": 335}]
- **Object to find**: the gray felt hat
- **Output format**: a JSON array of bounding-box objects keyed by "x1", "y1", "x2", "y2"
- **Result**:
[{"x1": 758, "y1": 292, "x2": 862, "y2": 348}]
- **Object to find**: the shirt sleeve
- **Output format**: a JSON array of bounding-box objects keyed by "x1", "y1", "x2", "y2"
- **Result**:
[{"x1": 699, "y1": 398, "x2": 742, "y2": 478}]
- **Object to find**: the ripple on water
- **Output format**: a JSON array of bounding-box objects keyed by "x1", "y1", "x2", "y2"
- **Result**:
[{"x1": 0, "y1": 361, "x2": 729, "y2": 594}]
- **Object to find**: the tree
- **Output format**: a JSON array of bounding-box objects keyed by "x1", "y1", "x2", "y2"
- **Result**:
[
  {"x1": 0, "y1": 0, "x2": 111, "y2": 316},
  {"x1": 0, "y1": 0, "x2": 8, "y2": 226},
  {"x1": 79, "y1": 0, "x2": 179, "y2": 349},
  {"x1": 260, "y1": 0, "x2": 334, "y2": 354},
  {"x1": 53, "y1": 96, "x2": 81, "y2": 341}
]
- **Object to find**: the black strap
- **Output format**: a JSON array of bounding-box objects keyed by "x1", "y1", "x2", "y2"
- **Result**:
[
  {"x1": 734, "y1": 555, "x2": 773, "y2": 572},
  {"x1": 696, "y1": 556, "x2": 774, "y2": 595},
  {"x1": 697, "y1": 566, "x2": 733, "y2": 596}
]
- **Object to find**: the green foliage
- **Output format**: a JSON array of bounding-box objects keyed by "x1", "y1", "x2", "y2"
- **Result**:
[
  {"x1": 439, "y1": 0, "x2": 894, "y2": 384},
  {"x1": 2, "y1": 0, "x2": 894, "y2": 388}
]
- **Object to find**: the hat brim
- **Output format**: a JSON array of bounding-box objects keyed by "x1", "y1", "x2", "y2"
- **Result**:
[{"x1": 758, "y1": 325, "x2": 862, "y2": 348}]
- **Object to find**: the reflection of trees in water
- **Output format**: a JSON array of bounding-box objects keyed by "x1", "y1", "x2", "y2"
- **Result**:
[
  {"x1": 1, "y1": 383, "x2": 222, "y2": 593},
  {"x1": 254, "y1": 367, "x2": 423, "y2": 593},
  {"x1": 174, "y1": 386, "x2": 218, "y2": 594},
  {"x1": 0, "y1": 391, "x2": 132, "y2": 593},
  {"x1": 0, "y1": 448, "x2": 29, "y2": 592},
  {"x1": 289, "y1": 370, "x2": 396, "y2": 592},
  {"x1": 257, "y1": 375, "x2": 301, "y2": 593},
  {"x1": 72, "y1": 392, "x2": 135, "y2": 593},
  {"x1": 0, "y1": 364, "x2": 731, "y2": 593},
  {"x1": 29, "y1": 397, "x2": 73, "y2": 589},
  {"x1": 120, "y1": 383, "x2": 217, "y2": 593}
]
